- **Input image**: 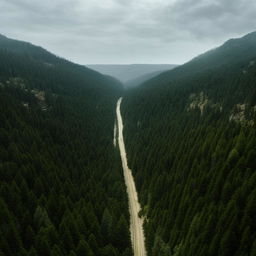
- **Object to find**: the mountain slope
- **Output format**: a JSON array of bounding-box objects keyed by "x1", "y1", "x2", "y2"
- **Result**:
[
  {"x1": 140, "y1": 31, "x2": 256, "y2": 89},
  {"x1": 87, "y1": 64, "x2": 177, "y2": 84},
  {"x1": 122, "y1": 31, "x2": 256, "y2": 256},
  {"x1": 0, "y1": 34, "x2": 121, "y2": 95},
  {"x1": 0, "y1": 35, "x2": 132, "y2": 256}
]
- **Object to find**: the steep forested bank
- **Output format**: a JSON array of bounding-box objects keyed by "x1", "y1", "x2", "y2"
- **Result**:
[
  {"x1": 0, "y1": 35, "x2": 132, "y2": 256},
  {"x1": 122, "y1": 32, "x2": 256, "y2": 256}
]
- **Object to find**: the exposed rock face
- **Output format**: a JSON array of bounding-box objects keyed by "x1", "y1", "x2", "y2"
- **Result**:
[
  {"x1": 1, "y1": 77, "x2": 58, "y2": 111},
  {"x1": 229, "y1": 103, "x2": 255, "y2": 126},
  {"x1": 188, "y1": 92, "x2": 222, "y2": 115},
  {"x1": 188, "y1": 92, "x2": 255, "y2": 126}
]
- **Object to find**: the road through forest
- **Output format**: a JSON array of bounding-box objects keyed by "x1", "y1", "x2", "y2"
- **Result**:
[{"x1": 116, "y1": 97, "x2": 147, "y2": 256}]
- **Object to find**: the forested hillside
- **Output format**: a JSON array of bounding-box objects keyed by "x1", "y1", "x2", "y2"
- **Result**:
[
  {"x1": 0, "y1": 35, "x2": 132, "y2": 256},
  {"x1": 122, "y1": 32, "x2": 256, "y2": 256},
  {"x1": 139, "y1": 31, "x2": 256, "y2": 89}
]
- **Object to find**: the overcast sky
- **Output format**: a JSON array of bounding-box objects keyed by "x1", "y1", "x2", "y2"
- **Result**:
[{"x1": 1, "y1": 0, "x2": 256, "y2": 64}]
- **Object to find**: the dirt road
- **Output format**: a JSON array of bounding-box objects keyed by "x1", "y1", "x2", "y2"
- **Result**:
[
  {"x1": 116, "y1": 97, "x2": 147, "y2": 256},
  {"x1": 113, "y1": 120, "x2": 117, "y2": 147}
]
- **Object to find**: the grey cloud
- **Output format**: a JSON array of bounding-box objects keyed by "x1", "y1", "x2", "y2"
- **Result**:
[
  {"x1": 159, "y1": 0, "x2": 256, "y2": 40},
  {"x1": 0, "y1": 0, "x2": 255, "y2": 64}
]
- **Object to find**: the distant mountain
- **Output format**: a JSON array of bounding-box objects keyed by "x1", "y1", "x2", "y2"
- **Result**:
[
  {"x1": 125, "y1": 69, "x2": 170, "y2": 88},
  {"x1": 0, "y1": 35, "x2": 132, "y2": 256},
  {"x1": 87, "y1": 64, "x2": 177, "y2": 84},
  {"x1": 122, "y1": 31, "x2": 256, "y2": 256}
]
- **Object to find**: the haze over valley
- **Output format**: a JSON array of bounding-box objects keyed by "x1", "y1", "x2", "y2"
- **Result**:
[{"x1": 87, "y1": 64, "x2": 178, "y2": 87}]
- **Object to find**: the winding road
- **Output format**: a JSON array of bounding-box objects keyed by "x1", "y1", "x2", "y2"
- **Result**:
[{"x1": 116, "y1": 97, "x2": 147, "y2": 256}]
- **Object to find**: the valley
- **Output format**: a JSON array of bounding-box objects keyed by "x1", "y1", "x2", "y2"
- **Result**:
[
  {"x1": 87, "y1": 64, "x2": 177, "y2": 88},
  {"x1": 1, "y1": 31, "x2": 256, "y2": 256}
]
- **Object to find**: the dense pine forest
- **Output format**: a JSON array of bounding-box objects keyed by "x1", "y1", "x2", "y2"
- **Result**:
[
  {"x1": 1, "y1": 30, "x2": 256, "y2": 256},
  {"x1": 122, "y1": 32, "x2": 256, "y2": 256},
  {"x1": 0, "y1": 35, "x2": 132, "y2": 256}
]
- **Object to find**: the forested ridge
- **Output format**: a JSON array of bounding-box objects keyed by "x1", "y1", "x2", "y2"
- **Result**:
[
  {"x1": 122, "y1": 32, "x2": 256, "y2": 256},
  {"x1": 0, "y1": 35, "x2": 132, "y2": 256}
]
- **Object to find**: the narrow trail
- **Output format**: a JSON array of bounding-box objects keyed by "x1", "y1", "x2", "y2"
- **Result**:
[{"x1": 116, "y1": 97, "x2": 147, "y2": 256}]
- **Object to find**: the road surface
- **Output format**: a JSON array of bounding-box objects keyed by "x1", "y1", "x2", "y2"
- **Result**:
[
  {"x1": 116, "y1": 97, "x2": 147, "y2": 256},
  {"x1": 113, "y1": 120, "x2": 117, "y2": 147}
]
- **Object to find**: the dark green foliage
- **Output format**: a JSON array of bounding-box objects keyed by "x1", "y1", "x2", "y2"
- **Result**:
[
  {"x1": 0, "y1": 35, "x2": 131, "y2": 256},
  {"x1": 112, "y1": 215, "x2": 130, "y2": 251},
  {"x1": 76, "y1": 239, "x2": 94, "y2": 256},
  {"x1": 122, "y1": 32, "x2": 256, "y2": 256}
]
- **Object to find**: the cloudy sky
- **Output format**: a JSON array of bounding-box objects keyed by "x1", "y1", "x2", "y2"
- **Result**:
[{"x1": 1, "y1": 0, "x2": 256, "y2": 64}]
